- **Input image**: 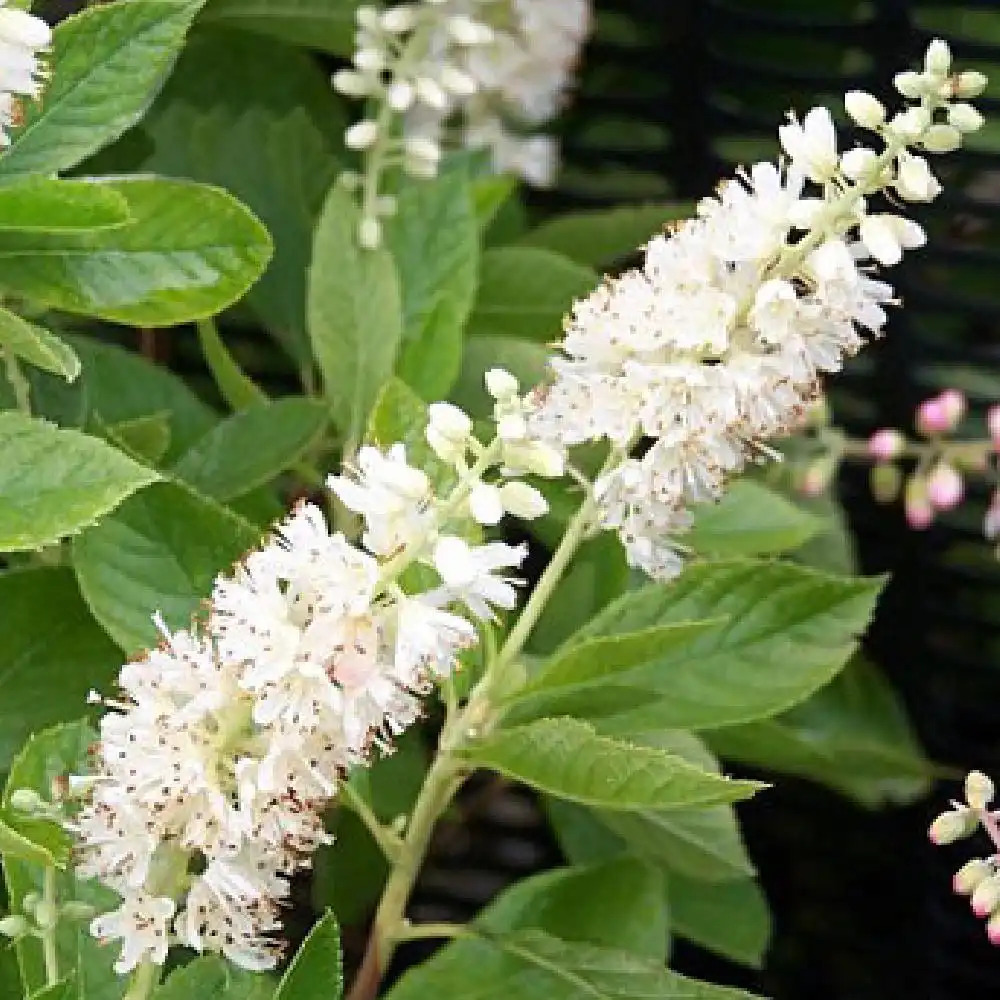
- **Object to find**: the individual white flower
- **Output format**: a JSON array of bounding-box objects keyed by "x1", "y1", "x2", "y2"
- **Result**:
[
  {"x1": 499, "y1": 480, "x2": 548, "y2": 519},
  {"x1": 426, "y1": 401, "x2": 473, "y2": 464},
  {"x1": 329, "y1": 445, "x2": 435, "y2": 556},
  {"x1": 429, "y1": 536, "x2": 526, "y2": 619},
  {"x1": 844, "y1": 90, "x2": 885, "y2": 129},
  {"x1": 90, "y1": 893, "x2": 175, "y2": 974},
  {"x1": 778, "y1": 106, "x2": 839, "y2": 182},
  {"x1": 893, "y1": 151, "x2": 941, "y2": 202},
  {"x1": 858, "y1": 213, "x2": 926, "y2": 266},
  {"x1": 468, "y1": 482, "x2": 505, "y2": 525}
]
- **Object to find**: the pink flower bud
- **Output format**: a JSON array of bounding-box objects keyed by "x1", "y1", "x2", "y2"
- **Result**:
[
  {"x1": 927, "y1": 462, "x2": 964, "y2": 511},
  {"x1": 940, "y1": 388, "x2": 967, "y2": 425},
  {"x1": 988, "y1": 911, "x2": 1000, "y2": 947},
  {"x1": 954, "y1": 859, "x2": 994, "y2": 896},
  {"x1": 916, "y1": 397, "x2": 949, "y2": 436},
  {"x1": 986, "y1": 492, "x2": 1000, "y2": 541},
  {"x1": 989, "y1": 406, "x2": 1000, "y2": 450},
  {"x1": 867, "y1": 428, "x2": 906, "y2": 461},
  {"x1": 929, "y1": 807, "x2": 976, "y2": 845},
  {"x1": 972, "y1": 874, "x2": 1000, "y2": 917},
  {"x1": 905, "y1": 477, "x2": 934, "y2": 530}
]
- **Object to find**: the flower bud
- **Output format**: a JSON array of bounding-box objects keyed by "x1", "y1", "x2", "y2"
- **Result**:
[
  {"x1": 387, "y1": 79, "x2": 414, "y2": 111},
  {"x1": 357, "y1": 216, "x2": 382, "y2": 249},
  {"x1": 355, "y1": 5, "x2": 379, "y2": 30},
  {"x1": 840, "y1": 147, "x2": 879, "y2": 181},
  {"x1": 844, "y1": 90, "x2": 886, "y2": 129},
  {"x1": 929, "y1": 807, "x2": 977, "y2": 845},
  {"x1": 381, "y1": 5, "x2": 417, "y2": 33},
  {"x1": 917, "y1": 391, "x2": 964, "y2": 435},
  {"x1": 440, "y1": 65, "x2": 477, "y2": 97},
  {"x1": 414, "y1": 76, "x2": 448, "y2": 110},
  {"x1": 9, "y1": 788, "x2": 45, "y2": 814},
  {"x1": 404, "y1": 135, "x2": 441, "y2": 165},
  {"x1": 469, "y1": 483, "x2": 504, "y2": 526},
  {"x1": 955, "y1": 70, "x2": 988, "y2": 99},
  {"x1": 870, "y1": 462, "x2": 902, "y2": 505},
  {"x1": 500, "y1": 481, "x2": 548, "y2": 520},
  {"x1": 949, "y1": 102, "x2": 985, "y2": 133},
  {"x1": 428, "y1": 402, "x2": 473, "y2": 442},
  {"x1": 344, "y1": 120, "x2": 380, "y2": 151},
  {"x1": 989, "y1": 406, "x2": 1000, "y2": 451},
  {"x1": 60, "y1": 901, "x2": 98, "y2": 922},
  {"x1": 0, "y1": 915, "x2": 27, "y2": 940},
  {"x1": 894, "y1": 152, "x2": 941, "y2": 202},
  {"x1": 966, "y1": 770, "x2": 995, "y2": 809},
  {"x1": 894, "y1": 71, "x2": 925, "y2": 99},
  {"x1": 972, "y1": 874, "x2": 1000, "y2": 917},
  {"x1": 33, "y1": 900, "x2": 57, "y2": 930},
  {"x1": 867, "y1": 428, "x2": 906, "y2": 461},
  {"x1": 332, "y1": 69, "x2": 371, "y2": 97},
  {"x1": 523, "y1": 442, "x2": 565, "y2": 479},
  {"x1": 923, "y1": 124, "x2": 963, "y2": 154},
  {"x1": 927, "y1": 462, "x2": 963, "y2": 511},
  {"x1": 486, "y1": 368, "x2": 519, "y2": 400},
  {"x1": 905, "y1": 476, "x2": 934, "y2": 531},
  {"x1": 986, "y1": 492, "x2": 1000, "y2": 541},
  {"x1": 891, "y1": 106, "x2": 931, "y2": 141},
  {"x1": 925, "y1": 39, "x2": 952, "y2": 76},
  {"x1": 497, "y1": 413, "x2": 527, "y2": 442},
  {"x1": 988, "y1": 911, "x2": 1000, "y2": 946},
  {"x1": 955, "y1": 859, "x2": 994, "y2": 895},
  {"x1": 353, "y1": 46, "x2": 384, "y2": 73},
  {"x1": 447, "y1": 15, "x2": 493, "y2": 45}
]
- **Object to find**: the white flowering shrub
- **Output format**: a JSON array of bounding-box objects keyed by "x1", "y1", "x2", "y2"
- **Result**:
[{"x1": 0, "y1": 1, "x2": 983, "y2": 997}]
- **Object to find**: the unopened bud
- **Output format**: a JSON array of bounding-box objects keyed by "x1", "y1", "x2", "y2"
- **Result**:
[
  {"x1": 500, "y1": 481, "x2": 549, "y2": 520},
  {"x1": 345, "y1": 119, "x2": 380, "y2": 151},
  {"x1": 427, "y1": 402, "x2": 473, "y2": 443},
  {"x1": 870, "y1": 462, "x2": 902, "y2": 505},
  {"x1": 925, "y1": 39, "x2": 952, "y2": 77},
  {"x1": 355, "y1": 5, "x2": 379, "y2": 30},
  {"x1": 33, "y1": 901, "x2": 57, "y2": 931},
  {"x1": 940, "y1": 388, "x2": 968, "y2": 426},
  {"x1": 955, "y1": 71, "x2": 988, "y2": 99},
  {"x1": 414, "y1": 76, "x2": 448, "y2": 111},
  {"x1": 60, "y1": 901, "x2": 97, "y2": 922},
  {"x1": 927, "y1": 462, "x2": 964, "y2": 511},
  {"x1": 353, "y1": 46, "x2": 384, "y2": 74},
  {"x1": 840, "y1": 147, "x2": 879, "y2": 181},
  {"x1": 955, "y1": 859, "x2": 994, "y2": 895},
  {"x1": 916, "y1": 392, "x2": 963, "y2": 436},
  {"x1": 469, "y1": 483, "x2": 504, "y2": 526},
  {"x1": 930, "y1": 807, "x2": 977, "y2": 845},
  {"x1": 867, "y1": 428, "x2": 906, "y2": 461},
  {"x1": 497, "y1": 413, "x2": 527, "y2": 442},
  {"x1": 905, "y1": 476, "x2": 934, "y2": 530},
  {"x1": 988, "y1": 910, "x2": 1000, "y2": 946},
  {"x1": 972, "y1": 874, "x2": 1000, "y2": 917},
  {"x1": 332, "y1": 69, "x2": 371, "y2": 98},
  {"x1": 949, "y1": 102, "x2": 985, "y2": 133},
  {"x1": 966, "y1": 770, "x2": 995, "y2": 809},
  {"x1": 357, "y1": 217, "x2": 382, "y2": 249},
  {"x1": 845, "y1": 90, "x2": 886, "y2": 129},
  {"x1": 9, "y1": 788, "x2": 45, "y2": 814},
  {"x1": 447, "y1": 15, "x2": 493, "y2": 45},
  {"x1": 381, "y1": 5, "x2": 417, "y2": 33},
  {"x1": 387, "y1": 79, "x2": 414, "y2": 111},
  {"x1": 486, "y1": 368, "x2": 519, "y2": 400},
  {"x1": 0, "y1": 915, "x2": 28, "y2": 939},
  {"x1": 922, "y1": 124, "x2": 963, "y2": 154}
]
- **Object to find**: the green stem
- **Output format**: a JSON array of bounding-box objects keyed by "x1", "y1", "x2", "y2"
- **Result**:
[
  {"x1": 341, "y1": 780, "x2": 403, "y2": 860},
  {"x1": 346, "y1": 486, "x2": 603, "y2": 1000},
  {"x1": 123, "y1": 959, "x2": 158, "y2": 1000},
  {"x1": 2, "y1": 347, "x2": 30, "y2": 414},
  {"x1": 40, "y1": 866, "x2": 58, "y2": 986},
  {"x1": 393, "y1": 921, "x2": 469, "y2": 944}
]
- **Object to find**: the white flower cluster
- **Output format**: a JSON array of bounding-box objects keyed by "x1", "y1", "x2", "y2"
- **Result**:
[
  {"x1": 76, "y1": 387, "x2": 556, "y2": 975},
  {"x1": 0, "y1": 0, "x2": 51, "y2": 146},
  {"x1": 531, "y1": 40, "x2": 985, "y2": 580},
  {"x1": 335, "y1": 0, "x2": 591, "y2": 246}
]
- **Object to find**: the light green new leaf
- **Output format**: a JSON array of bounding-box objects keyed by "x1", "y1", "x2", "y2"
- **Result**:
[
  {"x1": 0, "y1": 308, "x2": 80, "y2": 381},
  {"x1": 171, "y1": 397, "x2": 328, "y2": 500},
  {"x1": 0, "y1": 179, "x2": 130, "y2": 231},
  {"x1": 201, "y1": 0, "x2": 360, "y2": 55},
  {"x1": 0, "y1": 812, "x2": 65, "y2": 868},
  {"x1": 518, "y1": 202, "x2": 695, "y2": 268},
  {"x1": 0, "y1": 412, "x2": 159, "y2": 551},
  {"x1": 466, "y1": 247, "x2": 596, "y2": 341},
  {"x1": 667, "y1": 873, "x2": 771, "y2": 969},
  {"x1": 0, "y1": 177, "x2": 273, "y2": 326},
  {"x1": 688, "y1": 481, "x2": 821, "y2": 557},
  {"x1": 0, "y1": 0, "x2": 206, "y2": 180},
  {"x1": 72, "y1": 480, "x2": 261, "y2": 654},
  {"x1": 0, "y1": 569, "x2": 120, "y2": 771},
  {"x1": 547, "y1": 559, "x2": 884, "y2": 732},
  {"x1": 274, "y1": 912, "x2": 342, "y2": 1000},
  {"x1": 88, "y1": 28, "x2": 344, "y2": 364},
  {"x1": 4, "y1": 722, "x2": 122, "y2": 1000},
  {"x1": 389, "y1": 929, "x2": 763, "y2": 1000},
  {"x1": 386, "y1": 166, "x2": 478, "y2": 399},
  {"x1": 308, "y1": 184, "x2": 403, "y2": 444},
  {"x1": 462, "y1": 718, "x2": 763, "y2": 811}
]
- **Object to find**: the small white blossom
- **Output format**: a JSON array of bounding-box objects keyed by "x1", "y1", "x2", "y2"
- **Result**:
[
  {"x1": 90, "y1": 893, "x2": 175, "y2": 974},
  {"x1": 430, "y1": 536, "x2": 526, "y2": 620}
]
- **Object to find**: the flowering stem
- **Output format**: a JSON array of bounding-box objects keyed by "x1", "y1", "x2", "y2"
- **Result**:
[
  {"x1": 40, "y1": 865, "x2": 59, "y2": 986},
  {"x1": 341, "y1": 779, "x2": 403, "y2": 860},
  {"x1": 347, "y1": 483, "x2": 602, "y2": 1000}
]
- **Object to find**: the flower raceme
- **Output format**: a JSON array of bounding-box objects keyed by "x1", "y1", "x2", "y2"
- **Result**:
[
  {"x1": 75, "y1": 385, "x2": 557, "y2": 975},
  {"x1": 529, "y1": 39, "x2": 986, "y2": 580}
]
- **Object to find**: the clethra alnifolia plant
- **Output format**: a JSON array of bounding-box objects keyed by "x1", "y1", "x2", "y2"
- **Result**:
[{"x1": 0, "y1": 4, "x2": 988, "y2": 999}]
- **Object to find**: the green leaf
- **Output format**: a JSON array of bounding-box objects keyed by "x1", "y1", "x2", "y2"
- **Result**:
[
  {"x1": 518, "y1": 202, "x2": 694, "y2": 268},
  {"x1": 466, "y1": 247, "x2": 596, "y2": 341},
  {"x1": 0, "y1": 308, "x2": 80, "y2": 381},
  {"x1": 4, "y1": 722, "x2": 123, "y2": 1000},
  {"x1": 386, "y1": 166, "x2": 478, "y2": 399},
  {"x1": 88, "y1": 28, "x2": 343, "y2": 363},
  {"x1": 0, "y1": 412, "x2": 159, "y2": 551},
  {"x1": 706, "y1": 656, "x2": 935, "y2": 807},
  {"x1": 0, "y1": 0, "x2": 206, "y2": 179},
  {"x1": 308, "y1": 184, "x2": 403, "y2": 444},
  {"x1": 200, "y1": 0, "x2": 360, "y2": 54},
  {"x1": 667, "y1": 874, "x2": 771, "y2": 969},
  {"x1": 546, "y1": 559, "x2": 885, "y2": 732},
  {"x1": 196, "y1": 320, "x2": 268, "y2": 411},
  {"x1": 0, "y1": 569, "x2": 120, "y2": 771},
  {"x1": 274, "y1": 912, "x2": 342, "y2": 1000},
  {"x1": 515, "y1": 620, "x2": 726, "y2": 701},
  {"x1": 472, "y1": 175, "x2": 517, "y2": 232},
  {"x1": 72, "y1": 480, "x2": 260, "y2": 653},
  {"x1": 0, "y1": 179, "x2": 130, "y2": 232},
  {"x1": 9, "y1": 335, "x2": 217, "y2": 462},
  {"x1": 451, "y1": 335, "x2": 550, "y2": 420},
  {"x1": 388, "y1": 929, "x2": 763, "y2": 1000},
  {"x1": 155, "y1": 955, "x2": 275, "y2": 998},
  {"x1": 462, "y1": 718, "x2": 763, "y2": 811},
  {"x1": 0, "y1": 177, "x2": 273, "y2": 326},
  {"x1": 28, "y1": 975, "x2": 78, "y2": 999},
  {"x1": 170, "y1": 397, "x2": 327, "y2": 500},
  {"x1": 688, "y1": 481, "x2": 821, "y2": 557},
  {"x1": 101, "y1": 412, "x2": 172, "y2": 465}
]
